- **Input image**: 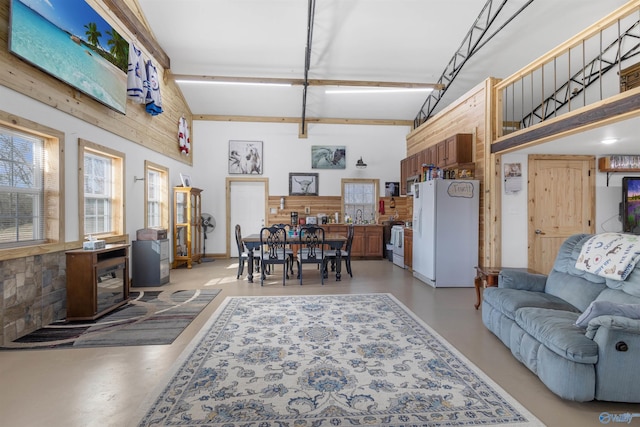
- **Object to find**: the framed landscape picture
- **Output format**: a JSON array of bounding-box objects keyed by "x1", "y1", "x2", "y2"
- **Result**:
[
  {"x1": 228, "y1": 140, "x2": 263, "y2": 174},
  {"x1": 289, "y1": 173, "x2": 319, "y2": 196},
  {"x1": 311, "y1": 145, "x2": 346, "y2": 169}
]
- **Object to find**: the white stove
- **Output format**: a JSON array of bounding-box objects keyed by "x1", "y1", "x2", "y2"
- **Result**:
[{"x1": 391, "y1": 225, "x2": 405, "y2": 268}]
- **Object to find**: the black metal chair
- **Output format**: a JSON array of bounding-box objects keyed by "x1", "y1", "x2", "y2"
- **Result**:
[
  {"x1": 296, "y1": 225, "x2": 326, "y2": 285},
  {"x1": 324, "y1": 223, "x2": 354, "y2": 278},
  {"x1": 234, "y1": 224, "x2": 246, "y2": 279},
  {"x1": 272, "y1": 223, "x2": 295, "y2": 274},
  {"x1": 259, "y1": 226, "x2": 290, "y2": 286}
]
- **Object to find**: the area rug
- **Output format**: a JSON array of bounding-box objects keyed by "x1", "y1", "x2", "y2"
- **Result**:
[
  {"x1": 3, "y1": 289, "x2": 220, "y2": 349},
  {"x1": 135, "y1": 293, "x2": 544, "y2": 427}
]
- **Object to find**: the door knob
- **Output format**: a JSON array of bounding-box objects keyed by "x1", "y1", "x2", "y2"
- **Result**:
[{"x1": 535, "y1": 229, "x2": 545, "y2": 235}]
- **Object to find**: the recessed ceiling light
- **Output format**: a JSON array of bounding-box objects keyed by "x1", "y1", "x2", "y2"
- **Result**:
[{"x1": 601, "y1": 138, "x2": 618, "y2": 145}]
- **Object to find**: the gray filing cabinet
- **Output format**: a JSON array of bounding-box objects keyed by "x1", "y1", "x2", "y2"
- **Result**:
[{"x1": 132, "y1": 239, "x2": 170, "y2": 286}]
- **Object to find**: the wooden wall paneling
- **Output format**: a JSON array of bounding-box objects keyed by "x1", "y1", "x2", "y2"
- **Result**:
[
  {"x1": 0, "y1": 0, "x2": 193, "y2": 165},
  {"x1": 266, "y1": 195, "x2": 412, "y2": 225},
  {"x1": 407, "y1": 79, "x2": 490, "y2": 267}
]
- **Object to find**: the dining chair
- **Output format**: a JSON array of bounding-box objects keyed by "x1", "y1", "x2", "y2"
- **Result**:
[
  {"x1": 272, "y1": 223, "x2": 295, "y2": 274},
  {"x1": 259, "y1": 226, "x2": 290, "y2": 286},
  {"x1": 234, "y1": 224, "x2": 246, "y2": 279},
  {"x1": 296, "y1": 225, "x2": 326, "y2": 285},
  {"x1": 324, "y1": 223, "x2": 354, "y2": 278}
]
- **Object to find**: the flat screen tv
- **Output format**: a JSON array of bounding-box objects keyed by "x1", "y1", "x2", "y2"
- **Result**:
[
  {"x1": 622, "y1": 176, "x2": 640, "y2": 234},
  {"x1": 8, "y1": 0, "x2": 128, "y2": 114}
]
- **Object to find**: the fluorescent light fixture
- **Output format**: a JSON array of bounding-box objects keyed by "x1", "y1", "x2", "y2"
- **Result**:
[
  {"x1": 601, "y1": 138, "x2": 618, "y2": 145},
  {"x1": 325, "y1": 87, "x2": 434, "y2": 94},
  {"x1": 175, "y1": 80, "x2": 292, "y2": 87}
]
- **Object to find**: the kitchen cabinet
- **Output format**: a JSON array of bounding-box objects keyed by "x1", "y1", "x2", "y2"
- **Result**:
[
  {"x1": 65, "y1": 244, "x2": 130, "y2": 321},
  {"x1": 404, "y1": 228, "x2": 413, "y2": 270},
  {"x1": 322, "y1": 224, "x2": 382, "y2": 259},
  {"x1": 437, "y1": 134, "x2": 473, "y2": 167},
  {"x1": 173, "y1": 186, "x2": 202, "y2": 269}
]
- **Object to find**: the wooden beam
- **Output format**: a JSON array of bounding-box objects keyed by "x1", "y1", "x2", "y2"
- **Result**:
[
  {"x1": 491, "y1": 91, "x2": 640, "y2": 154},
  {"x1": 102, "y1": 0, "x2": 171, "y2": 70},
  {"x1": 171, "y1": 74, "x2": 444, "y2": 90},
  {"x1": 193, "y1": 114, "x2": 413, "y2": 127}
]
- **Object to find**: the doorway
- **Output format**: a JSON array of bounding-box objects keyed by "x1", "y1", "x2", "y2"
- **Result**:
[
  {"x1": 528, "y1": 155, "x2": 595, "y2": 274},
  {"x1": 226, "y1": 178, "x2": 268, "y2": 257}
]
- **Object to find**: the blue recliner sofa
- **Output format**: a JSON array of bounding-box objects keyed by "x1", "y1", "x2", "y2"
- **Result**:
[{"x1": 482, "y1": 233, "x2": 640, "y2": 402}]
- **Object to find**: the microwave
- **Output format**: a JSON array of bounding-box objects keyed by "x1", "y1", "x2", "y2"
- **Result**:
[{"x1": 406, "y1": 175, "x2": 420, "y2": 195}]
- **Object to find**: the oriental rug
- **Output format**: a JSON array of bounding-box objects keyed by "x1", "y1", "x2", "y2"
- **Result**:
[
  {"x1": 3, "y1": 289, "x2": 220, "y2": 349},
  {"x1": 135, "y1": 293, "x2": 544, "y2": 427}
]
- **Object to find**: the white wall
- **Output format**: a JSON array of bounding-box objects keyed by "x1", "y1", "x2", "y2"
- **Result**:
[
  {"x1": 0, "y1": 86, "x2": 409, "y2": 257},
  {"x1": 500, "y1": 152, "x2": 626, "y2": 268},
  {"x1": 192, "y1": 121, "x2": 410, "y2": 254},
  {"x1": 0, "y1": 86, "x2": 193, "y2": 244}
]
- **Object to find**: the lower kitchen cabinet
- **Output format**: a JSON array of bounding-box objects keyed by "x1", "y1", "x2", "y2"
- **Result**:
[
  {"x1": 404, "y1": 228, "x2": 413, "y2": 270},
  {"x1": 322, "y1": 224, "x2": 383, "y2": 259}
]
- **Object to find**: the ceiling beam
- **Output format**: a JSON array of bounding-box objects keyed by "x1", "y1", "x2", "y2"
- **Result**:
[
  {"x1": 193, "y1": 115, "x2": 413, "y2": 127},
  {"x1": 171, "y1": 74, "x2": 444, "y2": 90},
  {"x1": 102, "y1": 0, "x2": 171, "y2": 69}
]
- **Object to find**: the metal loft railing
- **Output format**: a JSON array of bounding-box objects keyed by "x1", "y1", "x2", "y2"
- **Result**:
[
  {"x1": 413, "y1": 0, "x2": 534, "y2": 129},
  {"x1": 516, "y1": 20, "x2": 640, "y2": 130},
  {"x1": 495, "y1": 3, "x2": 640, "y2": 139}
]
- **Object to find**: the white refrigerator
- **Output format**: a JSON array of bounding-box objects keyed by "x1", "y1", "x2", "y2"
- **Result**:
[{"x1": 412, "y1": 179, "x2": 479, "y2": 287}]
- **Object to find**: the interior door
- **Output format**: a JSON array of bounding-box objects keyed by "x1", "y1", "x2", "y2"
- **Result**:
[
  {"x1": 528, "y1": 155, "x2": 595, "y2": 274},
  {"x1": 227, "y1": 178, "x2": 267, "y2": 257}
]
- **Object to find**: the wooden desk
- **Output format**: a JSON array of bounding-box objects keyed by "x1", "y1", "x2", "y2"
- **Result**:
[
  {"x1": 474, "y1": 266, "x2": 536, "y2": 309},
  {"x1": 243, "y1": 233, "x2": 347, "y2": 283}
]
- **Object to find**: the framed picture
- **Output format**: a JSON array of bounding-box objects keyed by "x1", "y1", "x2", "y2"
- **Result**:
[
  {"x1": 385, "y1": 182, "x2": 400, "y2": 197},
  {"x1": 180, "y1": 173, "x2": 192, "y2": 187},
  {"x1": 229, "y1": 140, "x2": 263, "y2": 174},
  {"x1": 289, "y1": 173, "x2": 319, "y2": 196},
  {"x1": 311, "y1": 145, "x2": 346, "y2": 169}
]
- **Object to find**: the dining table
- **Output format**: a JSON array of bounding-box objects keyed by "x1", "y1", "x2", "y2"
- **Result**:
[{"x1": 242, "y1": 232, "x2": 347, "y2": 283}]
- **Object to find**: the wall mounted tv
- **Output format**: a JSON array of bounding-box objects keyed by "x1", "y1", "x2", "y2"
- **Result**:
[
  {"x1": 9, "y1": 0, "x2": 128, "y2": 114},
  {"x1": 622, "y1": 176, "x2": 640, "y2": 234}
]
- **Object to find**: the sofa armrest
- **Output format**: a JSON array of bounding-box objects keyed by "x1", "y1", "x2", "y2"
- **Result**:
[
  {"x1": 585, "y1": 315, "x2": 640, "y2": 340},
  {"x1": 498, "y1": 269, "x2": 547, "y2": 292}
]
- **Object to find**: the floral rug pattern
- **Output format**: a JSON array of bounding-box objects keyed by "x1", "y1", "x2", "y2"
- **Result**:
[{"x1": 136, "y1": 294, "x2": 543, "y2": 426}]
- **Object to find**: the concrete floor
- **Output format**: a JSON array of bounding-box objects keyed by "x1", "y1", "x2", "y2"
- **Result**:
[{"x1": 0, "y1": 259, "x2": 635, "y2": 427}]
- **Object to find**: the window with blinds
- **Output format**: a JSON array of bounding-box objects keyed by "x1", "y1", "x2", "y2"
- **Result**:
[{"x1": 0, "y1": 126, "x2": 45, "y2": 246}]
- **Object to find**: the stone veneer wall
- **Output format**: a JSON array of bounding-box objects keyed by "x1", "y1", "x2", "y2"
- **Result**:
[{"x1": 0, "y1": 252, "x2": 67, "y2": 345}]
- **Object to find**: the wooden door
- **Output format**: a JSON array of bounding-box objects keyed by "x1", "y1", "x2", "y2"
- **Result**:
[{"x1": 528, "y1": 155, "x2": 595, "y2": 274}]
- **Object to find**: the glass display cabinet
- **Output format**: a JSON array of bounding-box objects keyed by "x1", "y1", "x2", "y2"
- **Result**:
[{"x1": 173, "y1": 186, "x2": 202, "y2": 268}]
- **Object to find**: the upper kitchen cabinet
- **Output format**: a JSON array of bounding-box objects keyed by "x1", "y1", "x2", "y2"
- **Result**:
[{"x1": 436, "y1": 134, "x2": 473, "y2": 167}]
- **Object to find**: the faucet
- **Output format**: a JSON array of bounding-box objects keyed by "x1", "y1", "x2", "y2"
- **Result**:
[{"x1": 355, "y1": 209, "x2": 363, "y2": 224}]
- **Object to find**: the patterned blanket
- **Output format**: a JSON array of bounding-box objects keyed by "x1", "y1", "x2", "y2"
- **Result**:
[{"x1": 575, "y1": 233, "x2": 640, "y2": 281}]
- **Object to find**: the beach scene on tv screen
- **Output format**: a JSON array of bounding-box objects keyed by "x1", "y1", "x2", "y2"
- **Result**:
[{"x1": 9, "y1": 0, "x2": 128, "y2": 114}]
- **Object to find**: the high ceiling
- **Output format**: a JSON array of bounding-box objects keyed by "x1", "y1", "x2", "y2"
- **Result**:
[{"x1": 134, "y1": 0, "x2": 640, "y2": 154}]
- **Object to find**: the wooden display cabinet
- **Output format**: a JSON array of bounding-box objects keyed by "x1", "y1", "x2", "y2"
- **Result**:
[
  {"x1": 65, "y1": 244, "x2": 130, "y2": 321},
  {"x1": 173, "y1": 186, "x2": 203, "y2": 269}
]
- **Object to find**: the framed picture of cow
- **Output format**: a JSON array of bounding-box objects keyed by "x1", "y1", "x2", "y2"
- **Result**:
[
  {"x1": 289, "y1": 173, "x2": 319, "y2": 196},
  {"x1": 311, "y1": 145, "x2": 346, "y2": 169},
  {"x1": 228, "y1": 140, "x2": 263, "y2": 174}
]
